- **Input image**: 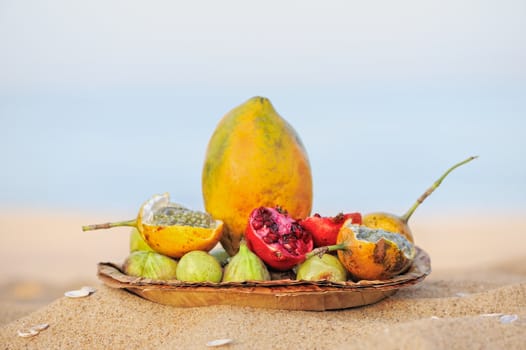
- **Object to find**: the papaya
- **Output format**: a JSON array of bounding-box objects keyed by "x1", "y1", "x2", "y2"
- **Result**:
[{"x1": 202, "y1": 96, "x2": 313, "y2": 255}]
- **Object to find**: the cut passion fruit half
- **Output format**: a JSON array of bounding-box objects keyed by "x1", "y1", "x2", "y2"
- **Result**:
[
  {"x1": 82, "y1": 193, "x2": 223, "y2": 258},
  {"x1": 308, "y1": 219, "x2": 415, "y2": 281},
  {"x1": 337, "y1": 221, "x2": 415, "y2": 281}
]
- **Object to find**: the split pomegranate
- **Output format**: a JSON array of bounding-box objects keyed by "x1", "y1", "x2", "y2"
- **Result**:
[
  {"x1": 245, "y1": 206, "x2": 313, "y2": 271},
  {"x1": 300, "y1": 212, "x2": 362, "y2": 247}
]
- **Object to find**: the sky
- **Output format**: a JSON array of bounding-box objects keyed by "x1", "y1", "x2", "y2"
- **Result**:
[{"x1": 1, "y1": 0, "x2": 525, "y2": 217}]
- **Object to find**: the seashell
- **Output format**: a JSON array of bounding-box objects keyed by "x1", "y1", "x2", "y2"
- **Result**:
[
  {"x1": 64, "y1": 289, "x2": 90, "y2": 298},
  {"x1": 499, "y1": 314, "x2": 518, "y2": 324},
  {"x1": 206, "y1": 338, "x2": 233, "y2": 347},
  {"x1": 30, "y1": 323, "x2": 49, "y2": 332},
  {"x1": 17, "y1": 329, "x2": 39, "y2": 338},
  {"x1": 479, "y1": 313, "x2": 503, "y2": 317}
]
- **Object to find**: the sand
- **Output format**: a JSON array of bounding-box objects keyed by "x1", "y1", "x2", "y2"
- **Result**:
[{"x1": 1, "y1": 209, "x2": 525, "y2": 349}]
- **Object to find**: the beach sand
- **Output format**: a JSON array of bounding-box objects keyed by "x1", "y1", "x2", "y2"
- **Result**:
[{"x1": 1, "y1": 209, "x2": 525, "y2": 349}]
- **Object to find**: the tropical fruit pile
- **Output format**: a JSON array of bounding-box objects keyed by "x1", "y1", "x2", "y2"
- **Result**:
[{"x1": 83, "y1": 97, "x2": 476, "y2": 284}]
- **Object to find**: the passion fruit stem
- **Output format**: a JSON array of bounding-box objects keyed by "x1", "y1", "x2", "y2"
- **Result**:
[
  {"x1": 82, "y1": 219, "x2": 137, "y2": 231},
  {"x1": 306, "y1": 243, "x2": 347, "y2": 259},
  {"x1": 401, "y1": 155, "x2": 478, "y2": 223}
]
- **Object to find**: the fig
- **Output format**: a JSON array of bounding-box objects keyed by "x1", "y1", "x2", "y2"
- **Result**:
[
  {"x1": 129, "y1": 228, "x2": 154, "y2": 252},
  {"x1": 296, "y1": 254, "x2": 347, "y2": 282},
  {"x1": 82, "y1": 193, "x2": 223, "y2": 258},
  {"x1": 363, "y1": 156, "x2": 477, "y2": 243},
  {"x1": 245, "y1": 206, "x2": 313, "y2": 271},
  {"x1": 300, "y1": 212, "x2": 362, "y2": 247},
  {"x1": 202, "y1": 96, "x2": 313, "y2": 256},
  {"x1": 222, "y1": 241, "x2": 270, "y2": 282},
  {"x1": 123, "y1": 251, "x2": 178, "y2": 280},
  {"x1": 176, "y1": 250, "x2": 223, "y2": 283}
]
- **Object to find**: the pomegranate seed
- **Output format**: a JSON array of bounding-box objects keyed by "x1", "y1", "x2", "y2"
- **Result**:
[
  {"x1": 291, "y1": 223, "x2": 303, "y2": 238},
  {"x1": 283, "y1": 241, "x2": 299, "y2": 254},
  {"x1": 252, "y1": 220, "x2": 263, "y2": 230},
  {"x1": 265, "y1": 232, "x2": 279, "y2": 243},
  {"x1": 263, "y1": 236, "x2": 274, "y2": 244}
]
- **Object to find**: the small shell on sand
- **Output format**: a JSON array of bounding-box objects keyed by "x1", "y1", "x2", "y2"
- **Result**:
[
  {"x1": 479, "y1": 313, "x2": 503, "y2": 317},
  {"x1": 17, "y1": 323, "x2": 50, "y2": 338},
  {"x1": 499, "y1": 315, "x2": 518, "y2": 324},
  {"x1": 64, "y1": 289, "x2": 90, "y2": 298},
  {"x1": 206, "y1": 338, "x2": 233, "y2": 347},
  {"x1": 17, "y1": 329, "x2": 39, "y2": 338},
  {"x1": 30, "y1": 323, "x2": 49, "y2": 332}
]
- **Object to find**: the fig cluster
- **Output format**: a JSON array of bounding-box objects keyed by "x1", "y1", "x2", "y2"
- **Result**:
[{"x1": 123, "y1": 230, "x2": 271, "y2": 283}]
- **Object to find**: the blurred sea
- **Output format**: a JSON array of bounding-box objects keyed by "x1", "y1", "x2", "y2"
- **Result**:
[{"x1": 1, "y1": 83, "x2": 525, "y2": 216}]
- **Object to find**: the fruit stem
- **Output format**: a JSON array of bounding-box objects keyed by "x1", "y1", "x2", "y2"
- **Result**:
[
  {"x1": 306, "y1": 243, "x2": 347, "y2": 259},
  {"x1": 82, "y1": 219, "x2": 137, "y2": 231},
  {"x1": 401, "y1": 155, "x2": 478, "y2": 223}
]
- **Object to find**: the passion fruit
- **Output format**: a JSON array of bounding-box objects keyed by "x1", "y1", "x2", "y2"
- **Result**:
[
  {"x1": 308, "y1": 219, "x2": 415, "y2": 281},
  {"x1": 337, "y1": 220, "x2": 415, "y2": 281},
  {"x1": 82, "y1": 193, "x2": 223, "y2": 258}
]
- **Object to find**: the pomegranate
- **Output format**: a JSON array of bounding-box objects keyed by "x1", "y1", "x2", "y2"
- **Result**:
[
  {"x1": 300, "y1": 212, "x2": 362, "y2": 247},
  {"x1": 245, "y1": 206, "x2": 313, "y2": 271}
]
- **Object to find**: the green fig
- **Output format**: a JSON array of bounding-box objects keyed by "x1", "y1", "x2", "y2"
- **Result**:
[
  {"x1": 296, "y1": 254, "x2": 347, "y2": 282},
  {"x1": 176, "y1": 251, "x2": 223, "y2": 283},
  {"x1": 123, "y1": 251, "x2": 178, "y2": 280},
  {"x1": 222, "y1": 242, "x2": 270, "y2": 282}
]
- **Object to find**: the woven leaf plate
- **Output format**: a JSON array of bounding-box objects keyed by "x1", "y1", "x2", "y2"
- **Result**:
[{"x1": 98, "y1": 246, "x2": 431, "y2": 311}]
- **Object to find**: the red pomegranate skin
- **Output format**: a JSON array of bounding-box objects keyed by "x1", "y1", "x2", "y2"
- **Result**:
[
  {"x1": 245, "y1": 207, "x2": 313, "y2": 271},
  {"x1": 300, "y1": 212, "x2": 362, "y2": 247}
]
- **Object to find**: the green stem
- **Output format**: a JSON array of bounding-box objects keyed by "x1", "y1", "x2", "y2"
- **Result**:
[
  {"x1": 82, "y1": 219, "x2": 137, "y2": 231},
  {"x1": 305, "y1": 243, "x2": 347, "y2": 259},
  {"x1": 401, "y1": 155, "x2": 478, "y2": 223}
]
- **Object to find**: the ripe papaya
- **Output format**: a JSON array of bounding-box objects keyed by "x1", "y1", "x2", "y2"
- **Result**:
[{"x1": 202, "y1": 96, "x2": 313, "y2": 255}]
